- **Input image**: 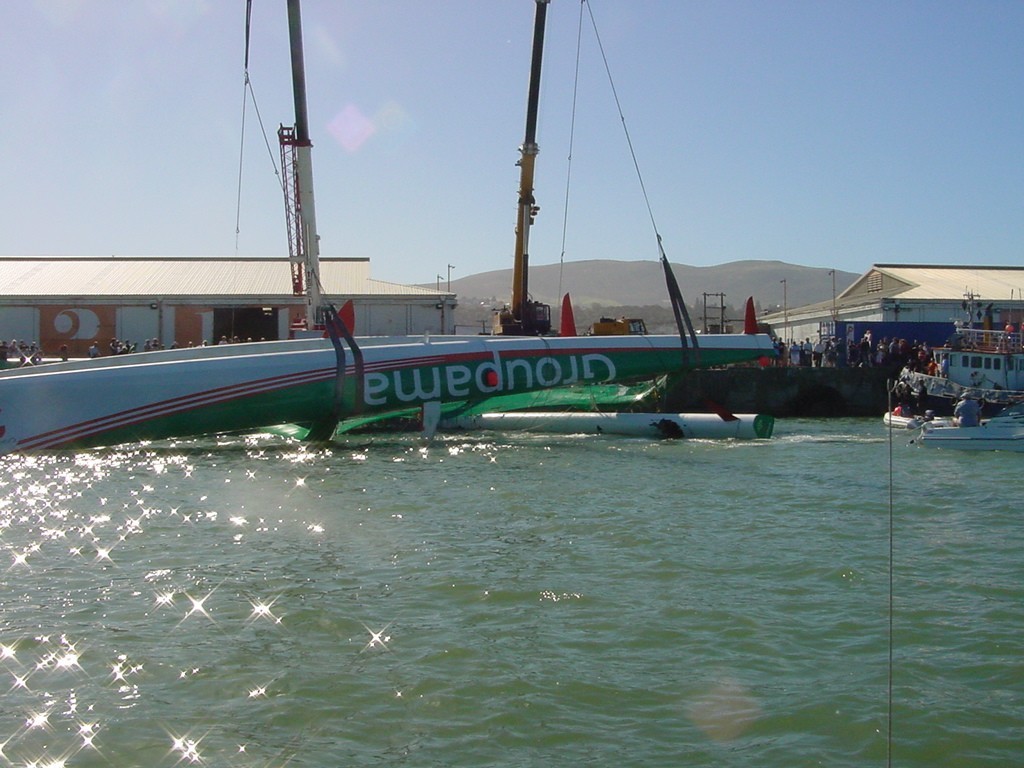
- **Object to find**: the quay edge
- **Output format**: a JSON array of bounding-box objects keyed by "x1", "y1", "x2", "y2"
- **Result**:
[{"x1": 663, "y1": 366, "x2": 898, "y2": 418}]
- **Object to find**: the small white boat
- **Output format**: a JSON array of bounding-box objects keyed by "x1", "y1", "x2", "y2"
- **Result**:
[
  {"x1": 883, "y1": 409, "x2": 952, "y2": 429},
  {"x1": 915, "y1": 402, "x2": 1024, "y2": 452},
  {"x1": 442, "y1": 411, "x2": 775, "y2": 439}
]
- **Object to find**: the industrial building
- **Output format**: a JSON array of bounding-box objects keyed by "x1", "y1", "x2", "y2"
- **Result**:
[
  {"x1": 762, "y1": 264, "x2": 1024, "y2": 347},
  {"x1": 0, "y1": 256, "x2": 457, "y2": 358}
]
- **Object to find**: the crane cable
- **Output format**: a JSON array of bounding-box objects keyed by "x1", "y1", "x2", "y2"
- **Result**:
[
  {"x1": 582, "y1": 0, "x2": 699, "y2": 360},
  {"x1": 235, "y1": 0, "x2": 288, "y2": 256},
  {"x1": 886, "y1": 382, "x2": 896, "y2": 768},
  {"x1": 556, "y1": 1, "x2": 586, "y2": 304}
]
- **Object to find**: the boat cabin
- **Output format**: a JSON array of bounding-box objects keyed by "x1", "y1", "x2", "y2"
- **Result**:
[{"x1": 933, "y1": 327, "x2": 1024, "y2": 392}]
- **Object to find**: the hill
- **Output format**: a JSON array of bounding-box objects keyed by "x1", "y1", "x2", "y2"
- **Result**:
[{"x1": 429, "y1": 259, "x2": 858, "y2": 334}]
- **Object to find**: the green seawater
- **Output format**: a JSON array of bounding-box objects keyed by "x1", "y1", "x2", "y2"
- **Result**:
[{"x1": 0, "y1": 419, "x2": 1021, "y2": 767}]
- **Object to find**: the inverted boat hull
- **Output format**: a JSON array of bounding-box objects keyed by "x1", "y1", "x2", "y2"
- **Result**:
[
  {"x1": 0, "y1": 333, "x2": 774, "y2": 454},
  {"x1": 443, "y1": 411, "x2": 774, "y2": 439}
]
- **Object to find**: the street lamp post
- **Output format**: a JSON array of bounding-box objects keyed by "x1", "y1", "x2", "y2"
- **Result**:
[
  {"x1": 828, "y1": 269, "x2": 837, "y2": 320},
  {"x1": 780, "y1": 279, "x2": 788, "y2": 341},
  {"x1": 447, "y1": 264, "x2": 455, "y2": 292}
]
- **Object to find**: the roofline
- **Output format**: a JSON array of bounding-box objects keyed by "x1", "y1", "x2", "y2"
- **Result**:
[
  {"x1": 871, "y1": 263, "x2": 1024, "y2": 271},
  {"x1": 0, "y1": 256, "x2": 370, "y2": 263},
  {"x1": 0, "y1": 294, "x2": 454, "y2": 302}
]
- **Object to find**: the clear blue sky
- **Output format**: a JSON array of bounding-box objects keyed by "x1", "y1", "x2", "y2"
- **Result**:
[{"x1": 2, "y1": 1, "x2": 1021, "y2": 286}]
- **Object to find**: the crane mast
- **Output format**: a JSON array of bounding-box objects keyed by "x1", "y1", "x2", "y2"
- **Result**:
[
  {"x1": 494, "y1": 0, "x2": 552, "y2": 336},
  {"x1": 280, "y1": 0, "x2": 322, "y2": 331}
]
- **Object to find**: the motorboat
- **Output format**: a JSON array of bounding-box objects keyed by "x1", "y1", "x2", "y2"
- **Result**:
[{"x1": 915, "y1": 401, "x2": 1024, "y2": 452}]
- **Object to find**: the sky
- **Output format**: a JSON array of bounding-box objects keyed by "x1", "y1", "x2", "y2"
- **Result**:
[{"x1": 1, "y1": 0, "x2": 1022, "y2": 287}]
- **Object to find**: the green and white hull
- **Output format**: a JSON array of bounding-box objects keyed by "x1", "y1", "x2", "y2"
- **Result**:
[{"x1": 0, "y1": 332, "x2": 774, "y2": 454}]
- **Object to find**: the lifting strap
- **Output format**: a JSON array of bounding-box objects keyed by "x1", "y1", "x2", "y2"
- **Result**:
[
  {"x1": 659, "y1": 238, "x2": 700, "y2": 369},
  {"x1": 305, "y1": 303, "x2": 364, "y2": 443}
]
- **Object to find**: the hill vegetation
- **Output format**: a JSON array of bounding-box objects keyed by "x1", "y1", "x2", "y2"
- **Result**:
[{"x1": 433, "y1": 259, "x2": 858, "y2": 334}]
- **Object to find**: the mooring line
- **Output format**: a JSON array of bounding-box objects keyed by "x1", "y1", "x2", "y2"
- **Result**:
[{"x1": 886, "y1": 380, "x2": 895, "y2": 767}]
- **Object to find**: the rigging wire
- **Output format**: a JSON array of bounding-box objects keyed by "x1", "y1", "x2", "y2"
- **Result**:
[
  {"x1": 582, "y1": 0, "x2": 659, "y2": 245},
  {"x1": 235, "y1": 0, "x2": 255, "y2": 256},
  {"x1": 886, "y1": 382, "x2": 895, "y2": 768},
  {"x1": 234, "y1": 76, "x2": 250, "y2": 256},
  {"x1": 581, "y1": 1, "x2": 700, "y2": 356},
  {"x1": 234, "y1": 0, "x2": 288, "y2": 256},
  {"x1": 234, "y1": 79, "x2": 289, "y2": 232},
  {"x1": 556, "y1": 1, "x2": 587, "y2": 304}
]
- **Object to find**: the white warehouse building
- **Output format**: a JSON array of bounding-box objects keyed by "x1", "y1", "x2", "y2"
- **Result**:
[
  {"x1": 762, "y1": 264, "x2": 1024, "y2": 346},
  {"x1": 0, "y1": 256, "x2": 457, "y2": 358}
]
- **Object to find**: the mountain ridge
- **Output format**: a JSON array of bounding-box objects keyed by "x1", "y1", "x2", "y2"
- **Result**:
[
  {"x1": 427, "y1": 259, "x2": 859, "y2": 335},
  {"x1": 433, "y1": 259, "x2": 857, "y2": 307}
]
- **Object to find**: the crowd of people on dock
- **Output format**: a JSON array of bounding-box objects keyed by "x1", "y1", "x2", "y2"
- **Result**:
[
  {"x1": 0, "y1": 339, "x2": 45, "y2": 366},
  {"x1": 772, "y1": 330, "x2": 935, "y2": 370},
  {"x1": 2, "y1": 334, "x2": 275, "y2": 366}
]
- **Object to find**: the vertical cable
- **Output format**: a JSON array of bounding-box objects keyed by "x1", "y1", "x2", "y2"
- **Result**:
[
  {"x1": 556, "y1": 1, "x2": 586, "y2": 303},
  {"x1": 886, "y1": 381, "x2": 895, "y2": 767}
]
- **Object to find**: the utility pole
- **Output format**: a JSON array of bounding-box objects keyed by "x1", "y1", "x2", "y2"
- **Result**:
[{"x1": 702, "y1": 292, "x2": 726, "y2": 333}]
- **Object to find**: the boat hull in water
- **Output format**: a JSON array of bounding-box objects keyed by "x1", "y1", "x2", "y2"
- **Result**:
[
  {"x1": 0, "y1": 332, "x2": 774, "y2": 454},
  {"x1": 443, "y1": 410, "x2": 774, "y2": 439}
]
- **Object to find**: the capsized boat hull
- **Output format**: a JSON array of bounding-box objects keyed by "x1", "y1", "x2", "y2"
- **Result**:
[
  {"x1": 443, "y1": 410, "x2": 774, "y2": 439},
  {"x1": 0, "y1": 332, "x2": 774, "y2": 454}
]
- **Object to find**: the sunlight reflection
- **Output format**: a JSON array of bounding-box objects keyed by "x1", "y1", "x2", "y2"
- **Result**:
[
  {"x1": 77, "y1": 720, "x2": 99, "y2": 749},
  {"x1": 360, "y1": 622, "x2": 393, "y2": 653},
  {"x1": 247, "y1": 597, "x2": 282, "y2": 625},
  {"x1": 26, "y1": 709, "x2": 52, "y2": 730},
  {"x1": 10, "y1": 549, "x2": 31, "y2": 568},
  {"x1": 182, "y1": 589, "x2": 216, "y2": 622},
  {"x1": 54, "y1": 650, "x2": 82, "y2": 672},
  {"x1": 167, "y1": 728, "x2": 205, "y2": 765},
  {"x1": 10, "y1": 671, "x2": 32, "y2": 691}
]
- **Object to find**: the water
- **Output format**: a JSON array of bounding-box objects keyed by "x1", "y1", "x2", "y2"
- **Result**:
[{"x1": 1, "y1": 420, "x2": 1021, "y2": 767}]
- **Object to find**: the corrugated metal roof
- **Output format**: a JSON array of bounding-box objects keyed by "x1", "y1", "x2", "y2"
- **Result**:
[
  {"x1": 840, "y1": 265, "x2": 1024, "y2": 302},
  {"x1": 0, "y1": 257, "x2": 447, "y2": 298}
]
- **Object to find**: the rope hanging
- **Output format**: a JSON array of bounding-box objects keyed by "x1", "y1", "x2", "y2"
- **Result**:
[
  {"x1": 556, "y1": 1, "x2": 587, "y2": 303},
  {"x1": 582, "y1": 0, "x2": 700, "y2": 362},
  {"x1": 235, "y1": 0, "x2": 291, "y2": 254}
]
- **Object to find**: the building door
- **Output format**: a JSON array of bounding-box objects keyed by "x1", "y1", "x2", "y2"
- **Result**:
[{"x1": 213, "y1": 307, "x2": 279, "y2": 343}]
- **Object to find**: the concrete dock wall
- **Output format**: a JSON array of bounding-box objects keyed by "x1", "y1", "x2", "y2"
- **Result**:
[{"x1": 663, "y1": 366, "x2": 896, "y2": 417}]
